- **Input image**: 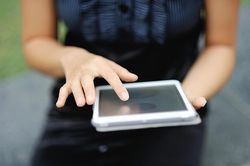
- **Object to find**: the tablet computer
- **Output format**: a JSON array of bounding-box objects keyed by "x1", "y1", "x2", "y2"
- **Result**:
[{"x1": 92, "y1": 80, "x2": 201, "y2": 132}]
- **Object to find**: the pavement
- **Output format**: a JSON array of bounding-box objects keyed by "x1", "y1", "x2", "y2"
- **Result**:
[{"x1": 0, "y1": 6, "x2": 250, "y2": 166}]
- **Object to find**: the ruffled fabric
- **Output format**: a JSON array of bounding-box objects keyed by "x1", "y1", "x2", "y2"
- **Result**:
[{"x1": 57, "y1": 0, "x2": 203, "y2": 44}]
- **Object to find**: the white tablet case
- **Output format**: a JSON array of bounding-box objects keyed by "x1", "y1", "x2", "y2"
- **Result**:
[
  {"x1": 92, "y1": 80, "x2": 202, "y2": 132},
  {"x1": 92, "y1": 114, "x2": 201, "y2": 132}
]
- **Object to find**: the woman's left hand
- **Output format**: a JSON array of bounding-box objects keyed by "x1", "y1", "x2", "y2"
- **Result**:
[
  {"x1": 188, "y1": 96, "x2": 207, "y2": 110},
  {"x1": 182, "y1": 85, "x2": 207, "y2": 110}
]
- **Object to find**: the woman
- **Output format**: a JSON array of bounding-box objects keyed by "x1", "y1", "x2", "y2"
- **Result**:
[{"x1": 21, "y1": 0, "x2": 239, "y2": 166}]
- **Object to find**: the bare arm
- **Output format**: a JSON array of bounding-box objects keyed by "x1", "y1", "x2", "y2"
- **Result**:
[
  {"x1": 21, "y1": 0, "x2": 65, "y2": 77},
  {"x1": 182, "y1": 0, "x2": 239, "y2": 107},
  {"x1": 21, "y1": 0, "x2": 138, "y2": 107}
]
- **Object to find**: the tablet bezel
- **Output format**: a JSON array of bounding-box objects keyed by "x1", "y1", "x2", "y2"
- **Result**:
[{"x1": 92, "y1": 80, "x2": 197, "y2": 127}]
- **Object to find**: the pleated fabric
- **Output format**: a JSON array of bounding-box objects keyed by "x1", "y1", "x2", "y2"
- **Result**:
[{"x1": 56, "y1": 0, "x2": 203, "y2": 44}]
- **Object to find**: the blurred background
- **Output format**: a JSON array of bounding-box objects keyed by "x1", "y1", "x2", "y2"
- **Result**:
[{"x1": 0, "y1": 1, "x2": 250, "y2": 166}]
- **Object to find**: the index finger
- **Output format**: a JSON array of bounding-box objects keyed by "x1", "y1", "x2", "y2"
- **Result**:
[{"x1": 100, "y1": 67, "x2": 129, "y2": 101}]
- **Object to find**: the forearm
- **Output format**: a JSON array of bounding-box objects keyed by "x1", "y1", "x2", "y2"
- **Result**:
[
  {"x1": 23, "y1": 37, "x2": 90, "y2": 77},
  {"x1": 182, "y1": 45, "x2": 236, "y2": 100},
  {"x1": 23, "y1": 37, "x2": 64, "y2": 77}
]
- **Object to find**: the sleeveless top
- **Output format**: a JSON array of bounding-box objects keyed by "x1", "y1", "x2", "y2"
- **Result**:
[{"x1": 52, "y1": 0, "x2": 208, "y2": 117}]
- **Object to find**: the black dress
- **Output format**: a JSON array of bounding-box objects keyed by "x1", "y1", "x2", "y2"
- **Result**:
[{"x1": 32, "y1": 1, "x2": 208, "y2": 166}]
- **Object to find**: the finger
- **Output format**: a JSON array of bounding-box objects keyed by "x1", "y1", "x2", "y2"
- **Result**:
[
  {"x1": 71, "y1": 80, "x2": 86, "y2": 107},
  {"x1": 81, "y1": 75, "x2": 96, "y2": 105},
  {"x1": 100, "y1": 67, "x2": 129, "y2": 101},
  {"x1": 108, "y1": 60, "x2": 138, "y2": 82},
  {"x1": 56, "y1": 84, "x2": 71, "y2": 108},
  {"x1": 191, "y1": 97, "x2": 207, "y2": 109}
]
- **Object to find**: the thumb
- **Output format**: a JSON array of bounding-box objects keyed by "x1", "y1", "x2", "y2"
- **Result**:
[{"x1": 190, "y1": 97, "x2": 207, "y2": 110}]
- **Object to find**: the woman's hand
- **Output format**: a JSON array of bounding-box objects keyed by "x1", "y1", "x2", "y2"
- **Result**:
[
  {"x1": 182, "y1": 85, "x2": 207, "y2": 110},
  {"x1": 188, "y1": 96, "x2": 207, "y2": 110},
  {"x1": 56, "y1": 47, "x2": 138, "y2": 108}
]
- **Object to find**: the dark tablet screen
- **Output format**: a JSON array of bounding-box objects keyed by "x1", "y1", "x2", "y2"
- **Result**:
[{"x1": 99, "y1": 85, "x2": 188, "y2": 117}]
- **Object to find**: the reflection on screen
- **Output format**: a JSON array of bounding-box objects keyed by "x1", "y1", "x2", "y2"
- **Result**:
[{"x1": 99, "y1": 85, "x2": 187, "y2": 117}]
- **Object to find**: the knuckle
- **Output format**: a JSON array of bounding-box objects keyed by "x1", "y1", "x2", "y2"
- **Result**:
[
  {"x1": 93, "y1": 56, "x2": 107, "y2": 66},
  {"x1": 71, "y1": 78, "x2": 80, "y2": 86},
  {"x1": 59, "y1": 85, "x2": 68, "y2": 95},
  {"x1": 93, "y1": 55, "x2": 103, "y2": 62},
  {"x1": 104, "y1": 73, "x2": 113, "y2": 80},
  {"x1": 117, "y1": 68, "x2": 127, "y2": 75},
  {"x1": 72, "y1": 89, "x2": 83, "y2": 98},
  {"x1": 81, "y1": 70, "x2": 92, "y2": 78},
  {"x1": 80, "y1": 66, "x2": 98, "y2": 78},
  {"x1": 112, "y1": 81, "x2": 124, "y2": 91},
  {"x1": 105, "y1": 69, "x2": 116, "y2": 77},
  {"x1": 80, "y1": 65, "x2": 88, "y2": 72},
  {"x1": 81, "y1": 75, "x2": 93, "y2": 84},
  {"x1": 121, "y1": 67, "x2": 129, "y2": 73},
  {"x1": 105, "y1": 72, "x2": 118, "y2": 82},
  {"x1": 117, "y1": 86, "x2": 126, "y2": 93},
  {"x1": 66, "y1": 74, "x2": 79, "y2": 85}
]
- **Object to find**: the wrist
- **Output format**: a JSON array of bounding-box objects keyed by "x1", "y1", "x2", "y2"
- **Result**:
[{"x1": 59, "y1": 47, "x2": 91, "y2": 66}]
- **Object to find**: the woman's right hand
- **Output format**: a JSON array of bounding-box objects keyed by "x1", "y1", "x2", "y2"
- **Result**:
[{"x1": 56, "y1": 47, "x2": 138, "y2": 108}]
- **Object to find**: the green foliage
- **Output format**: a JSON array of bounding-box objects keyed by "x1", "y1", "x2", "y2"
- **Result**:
[
  {"x1": 0, "y1": 1, "x2": 70, "y2": 80},
  {"x1": 0, "y1": 0, "x2": 27, "y2": 79},
  {"x1": 241, "y1": 0, "x2": 250, "y2": 5}
]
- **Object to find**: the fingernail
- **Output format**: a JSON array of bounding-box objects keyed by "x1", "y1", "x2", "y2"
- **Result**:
[
  {"x1": 130, "y1": 73, "x2": 137, "y2": 77},
  {"x1": 88, "y1": 96, "x2": 94, "y2": 104},
  {"x1": 78, "y1": 99, "x2": 85, "y2": 106},
  {"x1": 56, "y1": 101, "x2": 61, "y2": 108},
  {"x1": 120, "y1": 92, "x2": 129, "y2": 101},
  {"x1": 201, "y1": 98, "x2": 207, "y2": 106},
  {"x1": 202, "y1": 100, "x2": 207, "y2": 106}
]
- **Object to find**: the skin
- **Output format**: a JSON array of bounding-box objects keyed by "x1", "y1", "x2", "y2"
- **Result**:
[{"x1": 21, "y1": 0, "x2": 239, "y2": 110}]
